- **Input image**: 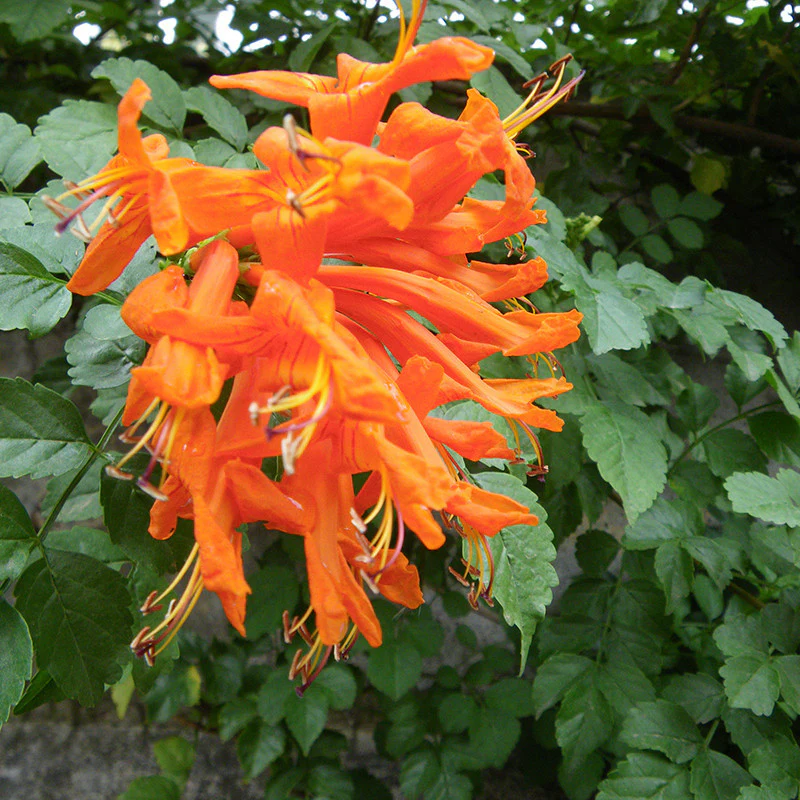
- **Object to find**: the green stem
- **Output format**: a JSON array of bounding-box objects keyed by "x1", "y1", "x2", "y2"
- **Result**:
[
  {"x1": 667, "y1": 400, "x2": 781, "y2": 476},
  {"x1": 36, "y1": 404, "x2": 125, "y2": 546},
  {"x1": 703, "y1": 719, "x2": 719, "y2": 746}
]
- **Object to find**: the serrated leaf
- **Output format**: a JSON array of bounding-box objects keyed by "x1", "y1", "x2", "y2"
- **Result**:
[
  {"x1": 710, "y1": 289, "x2": 787, "y2": 349},
  {"x1": 582, "y1": 290, "x2": 651, "y2": 354},
  {"x1": 725, "y1": 470, "x2": 800, "y2": 526},
  {"x1": 307, "y1": 764, "x2": 354, "y2": 800},
  {"x1": 667, "y1": 217, "x2": 703, "y2": 250},
  {"x1": 621, "y1": 700, "x2": 703, "y2": 763},
  {"x1": 467, "y1": 707, "x2": 521, "y2": 768},
  {"x1": 483, "y1": 677, "x2": 534, "y2": 718},
  {"x1": 284, "y1": 686, "x2": 329, "y2": 756},
  {"x1": 35, "y1": 100, "x2": 118, "y2": 183},
  {"x1": 0, "y1": 600, "x2": 33, "y2": 727},
  {"x1": 777, "y1": 332, "x2": 800, "y2": 394},
  {"x1": 473, "y1": 471, "x2": 557, "y2": 667},
  {"x1": 0, "y1": 113, "x2": 41, "y2": 188},
  {"x1": 438, "y1": 693, "x2": 478, "y2": 733},
  {"x1": 184, "y1": 86, "x2": 248, "y2": 150},
  {"x1": 532, "y1": 652, "x2": 594, "y2": 715},
  {"x1": 367, "y1": 639, "x2": 423, "y2": 700},
  {"x1": 66, "y1": 305, "x2": 143, "y2": 390},
  {"x1": 0, "y1": 378, "x2": 93, "y2": 479},
  {"x1": 774, "y1": 655, "x2": 800, "y2": 715},
  {"x1": 14, "y1": 549, "x2": 133, "y2": 705},
  {"x1": 555, "y1": 679, "x2": 614, "y2": 765},
  {"x1": 471, "y1": 34, "x2": 532, "y2": 77},
  {"x1": 596, "y1": 661, "x2": 656, "y2": 718},
  {"x1": 581, "y1": 401, "x2": 668, "y2": 520},
  {"x1": 219, "y1": 696, "x2": 258, "y2": 741},
  {"x1": 651, "y1": 184, "x2": 680, "y2": 219},
  {"x1": 0, "y1": 242, "x2": 71, "y2": 336},
  {"x1": 0, "y1": 0, "x2": 70, "y2": 41},
  {"x1": 0, "y1": 197, "x2": 30, "y2": 227},
  {"x1": 0, "y1": 223, "x2": 84, "y2": 277},
  {"x1": 575, "y1": 529, "x2": 620, "y2": 576},
  {"x1": 720, "y1": 654, "x2": 780, "y2": 716},
  {"x1": 144, "y1": 664, "x2": 201, "y2": 723},
  {"x1": 597, "y1": 752, "x2": 691, "y2": 800},
  {"x1": 675, "y1": 380, "x2": 720, "y2": 430},
  {"x1": 690, "y1": 749, "x2": 752, "y2": 800},
  {"x1": 42, "y1": 462, "x2": 104, "y2": 524},
  {"x1": 654, "y1": 541, "x2": 693, "y2": 613},
  {"x1": 672, "y1": 306, "x2": 730, "y2": 356},
  {"x1": 101, "y1": 472, "x2": 194, "y2": 573},
  {"x1": 0, "y1": 484, "x2": 38, "y2": 581},
  {"x1": 661, "y1": 674, "x2": 724, "y2": 725},
  {"x1": 237, "y1": 719, "x2": 286, "y2": 779},
  {"x1": 748, "y1": 736, "x2": 800, "y2": 796},
  {"x1": 624, "y1": 498, "x2": 702, "y2": 550},
  {"x1": 92, "y1": 58, "x2": 186, "y2": 133},
  {"x1": 703, "y1": 429, "x2": 767, "y2": 479}
]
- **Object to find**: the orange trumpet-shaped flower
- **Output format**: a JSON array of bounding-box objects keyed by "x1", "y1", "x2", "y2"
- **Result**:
[{"x1": 210, "y1": 1, "x2": 494, "y2": 145}]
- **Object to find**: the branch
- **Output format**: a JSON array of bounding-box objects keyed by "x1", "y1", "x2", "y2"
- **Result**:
[
  {"x1": 546, "y1": 101, "x2": 800, "y2": 155},
  {"x1": 666, "y1": 1, "x2": 716, "y2": 86}
]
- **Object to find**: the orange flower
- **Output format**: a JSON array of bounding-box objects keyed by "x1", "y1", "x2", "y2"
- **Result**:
[{"x1": 210, "y1": 1, "x2": 494, "y2": 145}]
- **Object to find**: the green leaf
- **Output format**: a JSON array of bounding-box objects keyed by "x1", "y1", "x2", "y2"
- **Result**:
[
  {"x1": 46, "y1": 527, "x2": 128, "y2": 564},
  {"x1": 471, "y1": 34, "x2": 532, "y2": 77},
  {"x1": 678, "y1": 192, "x2": 723, "y2": 221},
  {"x1": 313, "y1": 663, "x2": 357, "y2": 711},
  {"x1": 672, "y1": 306, "x2": 730, "y2": 356},
  {"x1": 484, "y1": 677, "x2": 535, "y2": 718},
  {"x1": 777, "y1": 332, "x2": 800, "y2": 394},
  {"x1": 0, "y1": 484, "x2": 38, "y2": 581},
  {"x1": 661, "y1": 674, "x2": 724, "y2": 725},
  {"x1": 144, "y1": 664, "x2": 201, "y2": 722},
  {"x1": 0, "y1": 378, "x2": 93, "y2": 479},
  {"x1": 709, "y1": 288, "x2": 788, "y2": 349},
  {"x1": 532, "y1": 653, "x2": 594, "y2": 715},
  {"x1": 264, "y1": 768, "x2": 304, "y2": 800},
  {"x1": 725, "y1": 470, "x2": 800, "y2": 526},
  {"x1": 219, "y1": 696, "x2": 258, "y2": 742},
  {"x1": 0, "y1": 0, "x2": 70, "y2": 41},
  {"x1": 367, "y1": 639, "x2": 423, "y2": 700},
  {"x1": 236, "y1": 719, "x2": 286, "y2": 779},
  {"x1": 0, "y1": 223, "x2": 84, "y2": 277},
  {"x1": 101, "y1": 473, "x2": 194, "y2": 573},
  {"x1": 184, "y1": 86, "x2": 248, "y2": 150},
  {"x1": 703, "y1": 429, "x2": 767, "y2": 479},
  {"x1": 581, "y1": 401, "x2": 668, "y2": 521},
  {"x1": 288, "y1": 23, "x2": 338, "y2": 72},
  {"x1": 597, "y1": 752, "x2": 691, "y2": 800},
  {"x1": 423, "y1": 768, "x2": 472, "y2": 800},
  {"x1": 470, "y1": 66, "x2": 523, "y2": 117},
  {"x1": 589, "y1": 353, "x2": 671, "y2": 407},
  {"x1": 575, "y1": 529, "x2": 620, "y2": 576},
  {"x1": 13, "y1": 669, "x2": 65, "y2": 715},
  {"x1": 675, "y1": 380, "x2": 720, "y2": 430},
  {"x1": 307, "y1": 763, "x2": 354, "y2": 800},
  {"x1": 153, "y1": 736, "x2": 195, "y2": 788},
  {"x1": 596, "y1": 661, "x2": 656, "y2": 718},
  {"x1": 651, "y1": 184, "x2": 680, "y2": 219},
  {"x1": 749, "y1": 412, "x2": 800, "y2": 466},
  {"x1": 620, "y1": 205, "x2": 650, "y2": 236},
  {"x1": 654, "y1": 541, "x2": 693, "y2": 613},
  {"x1": 691, "y1": 155, "x2": 727, "y2": 195},
  {"x1": 256, "y1": 667, "x2": 295, "y2": 725},
  {"x1": 438, "y1": 693, "x2": 478, "y2": 733},
  {"x1": 0, "y1": 197, "x2": 31, "y2": 227},
  {"x1": 640, "y1": 234, "x2": 673, "y2": 264},
  {"x1": 118, "y1": 776, "x2": 181, "y2": 800},
  {"x1": 35, "y1": 100, "x2": 118, "y2": 183},
  {"x1": 555, "y1": 679, "x2": 614, "y2": 766},
  {"x1": 285, "y1": 685, "x2": 329, "y2": 756},
  {"x1": 624, "y1": 499, "x2": 702, "y2": 550},
  {"x1": 689, "y1": 749, "x2": 752, "y2": 800},
  {"x1": 666, "y1": 218, "x2": 704, "y2": 250},
  {"x1": 467, "y1": 707, "x2": 521, "y2": 768},
  {"x1": 0, "y1": 600, "x2": 33, "y2": 727},
  {"x1": 720, "y1": 655, "x2": 780, "y2": 716},
  {"x1": 0, "y1": 113, "x2": 41, "y2": 188},
  {"x1": 244, "y1": 563, "x2": 300, "y2": 640},
  {"x1": 42, "y1": 462, "x2": 104, "y2": 524},
  {"x1": 66, "y1": 305, "x2": 144, "y2": 390},
  {"x1": 0, "y1": 242, "x2": 71, "y2": 337},
  {"x1": 14, "y1": 549, "x2": 133, "y2": 705},
  {"x1": 584, "y1": 289, "x2": 652, "y2": 354},
  {"x1": 400, "y1": 749, "x2": 441, "y2": 798},
  {"x1": 620, "y1": 700, "x2": 703, "y2": 763},
  {"x1": 774, "y1": 655, "x2": 800, "y2": 715},
  {"x1": 92, "y1": 58, "x2": 186, "y2": 133},
  {"x1": 473, "y1": 471, "x2": 557, "y2": 667},
  {"x1": 748, "y1": 737, "x2": 800, "y2": 797}
]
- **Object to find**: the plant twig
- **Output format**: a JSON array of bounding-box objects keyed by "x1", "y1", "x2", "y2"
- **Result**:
[{"x1": 665, "y1": 1, "x2": 716, "y2": 86}]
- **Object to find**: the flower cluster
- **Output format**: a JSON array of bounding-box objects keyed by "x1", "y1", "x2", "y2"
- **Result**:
[{"x1": 51, "y1": 1, "x2": 582, "y2": 690}]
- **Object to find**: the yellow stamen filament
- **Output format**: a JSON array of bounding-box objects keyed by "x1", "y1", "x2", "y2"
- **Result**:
[{"x1": 115, "y1": 401, "x2": 169, "y2": 469}]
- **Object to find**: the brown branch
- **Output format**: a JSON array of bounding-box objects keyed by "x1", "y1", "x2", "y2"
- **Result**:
[
  {"x1": 666, "y1": 1, "x2": 716, "y2": 86},
  {"x1": 547, "y1": 101, "x2": 800, "y2": 155}
]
